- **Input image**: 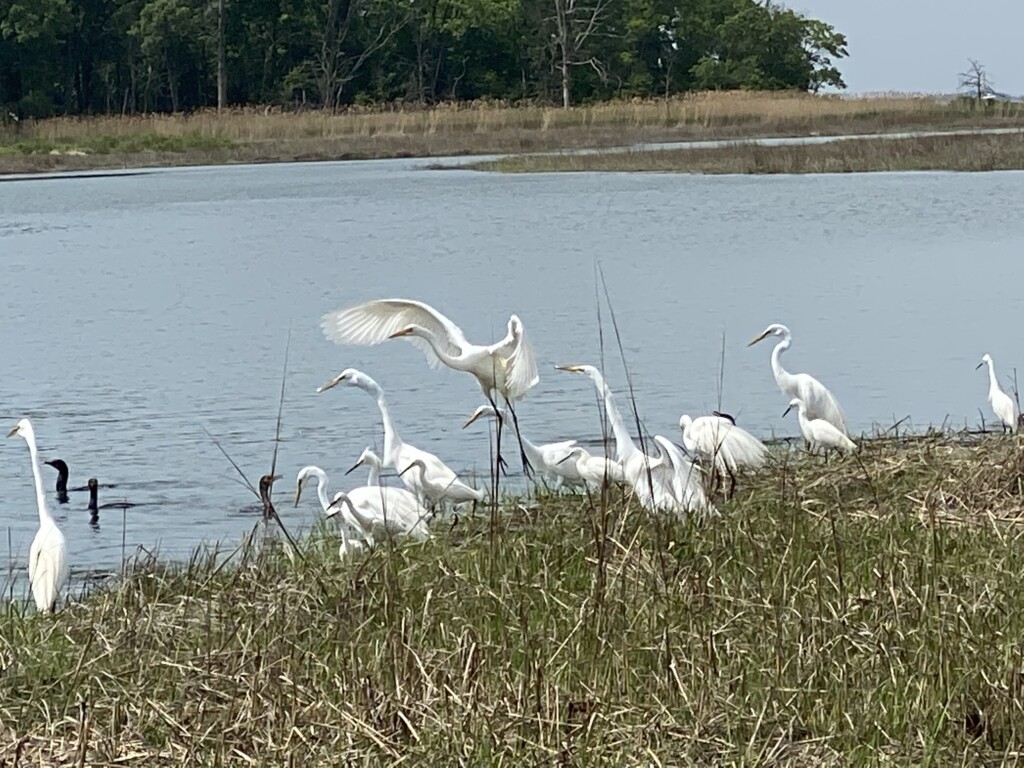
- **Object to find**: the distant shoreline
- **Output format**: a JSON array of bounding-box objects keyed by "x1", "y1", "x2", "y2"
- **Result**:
[{"x1": 3, "y1": 93, "x2": 1022, "y2": 176}]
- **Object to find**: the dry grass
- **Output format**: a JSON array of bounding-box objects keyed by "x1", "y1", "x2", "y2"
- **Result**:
[
  {"x1": 463, "y1": 130, "x2": 1024, "y2": 175},
  {"x1": 5, "y1": 433, "x2": 1024, "y2": 765},
  {"x1": 3, "y1": 92, "x2": 1024, "y2": 174}
]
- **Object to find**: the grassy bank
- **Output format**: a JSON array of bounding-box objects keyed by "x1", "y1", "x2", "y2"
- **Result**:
[
  {"x1": 5, "y1": 434, "x2": 1024, "y2": 765},
  {"x1": 462, "y1": 129, "x2": 1024, "y2": 175},
  {"x1": 3, "y1": 92, "x2": 1024, "y2": 174}
]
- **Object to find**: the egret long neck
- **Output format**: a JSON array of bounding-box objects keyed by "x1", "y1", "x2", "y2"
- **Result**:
[
  {"x1": 372, "y1": 388, "x2": 401, "y2": 463},
  {"x1": 987, "y1": 359, "x2": 1001, "y2": 398},
  {"x1": 26, "y1": 433, "x2": 52, "y2": 526},
  {"x1": 771, "y1": 337, "x2": 793, "y2": 390},
  {"x1": 338, "y1": 495, "x2": 373, "y2": 533},
  {"x1": 366, "y1": 460, "x2": 380, "y2": 486},
  {"x1": 311, "y1": 469, "x2": 330, "y2": 512},
  {"x1": 415, "y1": 328, "x2": 467, "y2": 369},
  {"x1": 587, "y1": 370, "x2": 638, "y2": 461}
]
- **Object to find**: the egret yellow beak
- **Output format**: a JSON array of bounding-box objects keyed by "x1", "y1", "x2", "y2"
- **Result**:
[
  {"x1": 555, "y1": 364, "x2": 583, "y2": 373},
  {"x1": 389, "y1": 327, "x2": 415, "y2": 339},
  {"x1": 747, "y1": 331, "x2": 769, "y2": 347},
  {"x1": 316, "y1": 374, "x2": 344, "y2": 393}
]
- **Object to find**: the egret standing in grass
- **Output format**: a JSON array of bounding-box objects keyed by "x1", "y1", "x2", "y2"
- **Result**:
[
  {"x1": 8, "y1": 418, "x2": 69, "y2": 613},
  {"x1": 319, "y1": 298, "x2": 538, "y2": 473},
  {"x1": 748, "y1": 323, "x2": 848, "y2": 435},
  {"x1": 783, "y1": 398, "x2": 857, "y2": 455},
  {"x1": 317, "y1": 368, "x2": 480, "y2": 505},
  {"x1": 294, "y1": 465, "x2": 368, "y2": 551},
  {"x1": 325, "y1": 486, "x2": 432, "y2": 544},
  {"x1": 976, "y1": 353, "x2": 1019, "y2": 433}
]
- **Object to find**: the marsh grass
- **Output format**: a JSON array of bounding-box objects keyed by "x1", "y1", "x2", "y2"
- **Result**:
[
  {"x1": 3, "y1": 92, "x2": 1024, "y2": 174},
  {"x1": 467, "y1": 130, "x2": 1024, "y2": 175},
  {"x1": 5, "y1": 434, "x2": 1024, "y2": 765}
]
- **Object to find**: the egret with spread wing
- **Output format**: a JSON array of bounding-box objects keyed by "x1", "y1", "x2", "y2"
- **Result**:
[
  {"x1": 678, "y1": 413, "x2": 768, "y2": 496},
  {"x1": 9, "y1": 419, "x2": 69, "y2": 612},
  {"x1": 320, "y1": 298, "x2": 538, "y2": 473},
  {"x1": 748, "y1": 323, "x2": 848, "y2": 436}
]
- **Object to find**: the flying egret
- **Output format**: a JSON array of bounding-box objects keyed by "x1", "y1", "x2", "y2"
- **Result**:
[
  {"x1": 463, "y1": 404, "x2": 582, "y2": 488},
  {"x1": 319, "y1": 298, "x2": 538, "y2": 473},
  {"x1": 317, "y1": 368, "x2": 479, "y2": 506},
  {"x1": 8, "y1": 419, "x2": 69, "y2": 613},
  {"x1": 556, "y1": 445, "x2": 626, "y2": 488},
  {"x1": 325, "y1": 487, "x2": 432, "y2": 543},
  {"x1": 783, "y1": 398, "x2": 857, "y2": 455},
  {"x1": 555, "y1": 364, "x2": 711, "y2": 517},
  {"x1": 748, "y1": 323, "x2": 848, "y2": 435},
  {"x1": 678, "y1": 413, "x2": 768, "y2": 496},
  {"x1": 295, "y1": 465, "x2": 369, "y2": 551},
  {"x1": 976, "y1": 353, "x2": 1019, "y2": 433}
]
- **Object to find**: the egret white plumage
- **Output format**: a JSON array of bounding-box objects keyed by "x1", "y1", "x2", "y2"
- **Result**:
[
  {"x1": 555, "y1": 364, "x2": 711, "y2": 517},
  {"x1": 556, "y1": 445, "x2": 626, "y2": 488},
  {"x1": 317, "y1": 368, "x2": 480, "y2": 505},
  {"x1": 8, "y1": 418, "x2": 69, "y2": 613},
  {"x1": 678, "y1": 413, "x2": 768, "y2": 495},
  {"x1": 463, "y1": 404, "x2": 581, "y2": 488},
  {"x1": 748, "y1": 323, "x2": 848, "y2": 436},
  {"x1": 325, "y1": 487, "x2": 432, "y2": 543},
  {"x1": 396, "y1": 456, "x2": 485, "y2": 505},
  {"x1": 294, "y1": 465, "x2": 368, "y2": 552},
  {"x1": 319, "y1": 298, "x2": 538, "y2": 473},
  {"x1": 783, "y1": 398, "x2": 857, "y2": 454},
  {"x1": 976, "y1": 353, "x2": 1019, "y2": 433},
  {"x1": 345, "y1": 447, "x2": 384, "y2": 486}
]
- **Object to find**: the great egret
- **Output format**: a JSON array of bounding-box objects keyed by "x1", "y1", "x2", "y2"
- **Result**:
[
  {"x1": 748, "y1": 323, "x2": 848, "y2": 435},
  {"x1": 295, "y1": 465, "x2": 369, "y2": 550},
  {"x1": 319, "y1": 298, "x2": 538, "y2": 472},
  {"x1": 326, "y1": 487, "x2": 432, "y2": 543},
  {"x1": 783, "y1": 398, "x2": 857, "y2": 454},
  {"x1": 86, "y1": 477, "x2": 138, "y2": 525},
  {"x1": 976, "y1": 354, "x2": 1019, "y2": 434},
  {"x1": 555, "y1": 364, "x2": 711, "y2": 517},
  {"x1": 462, "y1": 404, "x2": 582, "y2": 488},
  {"x1": 317, "y1": 368, "x2": 480, "y2": 505},
  {"x1": 678, "y1": 413, "x2": 768, "y2": 495},
  {"x1": 8, "y1": 419, "x2": 69, "y2": 613},
  {"x1": 396, "y1": 457, "x2": 485, "y2": 505},
  {"x1": 556, "y1": 445, "x2": 626, "y2": 487}
]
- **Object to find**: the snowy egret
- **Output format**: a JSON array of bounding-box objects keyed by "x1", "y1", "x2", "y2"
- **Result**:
[
  {"x1": 976, "y1": 354, "x2": 1019, "y2": 433},
  {"x1": 783, "y1": 398, "x2": 856, "y2": 454},
  {"x1": 325, "y1": 487, "x2": 432, "y2": 542},
  {"x1": 748, "y1": 323, "x2": 848, "y2": 435},
  {"x1": 395, "y1": 457, "x2": 485, "y2": 505},
  {"x1": 295, "y1": 465, "x2": 368, "y2": 550},
  {"x1": 555, "y1": 446, "x2": 626, "y2": 487},
  {"x1": 8, "y1": 419, "x2": 69, "y2": 613}
]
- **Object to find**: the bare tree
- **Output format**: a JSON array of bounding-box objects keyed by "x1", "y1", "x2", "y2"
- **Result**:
[
  {"x1": 216, "y1": 0, "x2": 227, "y2": 111},
  {"x1": 959, "y1": 58, "x2": 992, "y2": 100},
  {"x1": 313, "y1": 0, "x2": 407, "y2": 111},
  {"x1": 548, "y1": 0, "x2": 614, "y2": 109}
]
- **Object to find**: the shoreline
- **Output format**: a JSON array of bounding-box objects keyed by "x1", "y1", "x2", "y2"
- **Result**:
[{"x1": 3, "y1": 94, "x2": 1023, "y2": 177}]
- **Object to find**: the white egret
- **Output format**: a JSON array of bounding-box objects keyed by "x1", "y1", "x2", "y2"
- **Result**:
[
  {"x1": 317, "y1": 368, "x2": 480, "y2": 505},
  {"x1": 976, "y1": 353, "x2": 1019, "y2": 433},
  {"x1": 396, "y1": 457, "x2": 485, "y2": 505},
  {"x1": 556, "y1": 445, "x2": 626, "y2": 488},
  {"x1": 8, "y1": 418, "x2": 69, "y2": 613},
  {"x1": 294, "y1": 465, "x2": 368, "y2": 552},
  {"x1": 555, "y1": 365, "x2": 711, "y2": 517},
  {"x1": 678, "y1": 412, "x2": 768, "y2": 495},
  {"x1": 748, "y1": 323, "x2": 848, "y2": 435},
  {"x1": 345, "y1": 447, "x2": 384, "y2": 486},
  {"x1": 783, "y1": 398, "x2": 857, "y2": 454},
  {"x1": 463, "y1": 404, "x2": 582, "y2": 488},
  {"x1": 326, "y1": 487, "x2": 432, "y2": 543},
  {"x1": 319, "y1": 298, "x2": 538, "y2": 472}
]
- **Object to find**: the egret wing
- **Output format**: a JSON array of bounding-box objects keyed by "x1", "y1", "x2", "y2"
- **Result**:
[
  {"x1": 500, "y1": 318, "x2": 539, "y2": 400},
  {"x1": 321, "y1": 299, "x2": 470, "y2": 369}
]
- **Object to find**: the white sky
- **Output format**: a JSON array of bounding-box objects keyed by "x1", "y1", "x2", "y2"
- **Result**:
[{"x1": 793, "y1": 0, "x2": 1024, "y2": 95}]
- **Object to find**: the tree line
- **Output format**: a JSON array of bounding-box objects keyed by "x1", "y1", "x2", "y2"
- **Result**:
[{"x1": 0, "y1": 0, "x2": 848, "y2": 117}]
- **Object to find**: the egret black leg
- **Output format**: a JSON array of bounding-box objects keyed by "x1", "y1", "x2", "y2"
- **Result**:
[{"x1": 504, "y1": 396, "x2": 534, "y2": 478}]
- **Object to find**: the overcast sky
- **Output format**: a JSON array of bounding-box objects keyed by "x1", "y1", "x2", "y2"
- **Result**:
[{"x1": 793, "y1": 0, "x2": 1024, "y2": 95}]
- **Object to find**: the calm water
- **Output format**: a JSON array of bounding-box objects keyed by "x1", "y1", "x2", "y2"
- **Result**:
[{"x1": 2, "y1": 158, "x2": 1024, "y2": 585}]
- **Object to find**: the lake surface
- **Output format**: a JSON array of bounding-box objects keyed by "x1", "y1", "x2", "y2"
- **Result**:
[{"x1": 2, "y1": 158, "x2": 1024, "y2": 590}]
